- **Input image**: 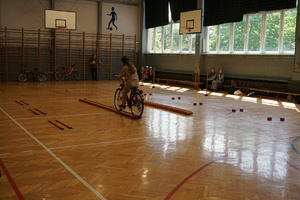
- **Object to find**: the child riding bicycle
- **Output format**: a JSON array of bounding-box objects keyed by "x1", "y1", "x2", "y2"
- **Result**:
[{"x1": 115, "y1": 56, "x2": 139, "y2": 109}]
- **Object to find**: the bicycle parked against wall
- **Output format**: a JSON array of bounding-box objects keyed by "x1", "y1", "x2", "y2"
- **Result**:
[
  {"x1": 18, "y1": 63, "x2": 47, "y2": 82},
  {"x1": 55, "y1": 63, "x2": 80, "y2": 81},
  {"x1": 114, "y1": 78, "x2": 144, "y2": 119}
]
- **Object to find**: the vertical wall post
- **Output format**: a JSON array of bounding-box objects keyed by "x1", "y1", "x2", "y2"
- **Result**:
[
  {"x1": 134, "y1": 35, "x2": 137, "y2": 65},
  {"x1": 53, "y1": 29, "x2": 57, "y2": 72},
  {"x1": 292, "y1": 0, "x2": 300, "y2": 81},
  {"x1": 83, "y1": 31, "x2": 86, "y2": 80},
  {"x1": 22, "y1": 28, "x2": 24, "y2": 70},
  {"x1": 122, "y1": 34, "x2": 125, "y2": 56},
  {"x1": 109, "y1": 33, "x2": 112, "y2": 80},
  {"x1": 96, "y1": 32, "x2": 100, "y2": 80},
  {"x1": 5, "y1": 27, "x2": 8, "y2": 80},
  {"x1": 69, "y1": 30, "x2": 71, "y2": 67},
  {"x1": 38, "y1": 29, "x2": 41, "y2": 70}
]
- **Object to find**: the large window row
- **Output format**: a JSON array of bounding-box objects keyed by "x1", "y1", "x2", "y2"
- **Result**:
[
  {"x1": 206, "y1": 8, "x2": 297, "y2": 54},
  {"x1": 147, "y1": 23, "x2": 197, "y2": 54}
]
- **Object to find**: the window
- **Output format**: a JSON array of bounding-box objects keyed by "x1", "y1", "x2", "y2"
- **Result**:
[
  {"x1": 146, "y1": 4, "x2": 196, "y2": 54},
  {"x1": 155, "y1": 27, "x2": 162, "y2": 52},
  {"x1": 206, "y1": 7, "x2": 297, "y2": 54},
  {"x1": 163, "y1": 25, "x2": 171, "y2": 52},
  {"x1": 147, "y1": 23, "x2": 196, "y2": 54},
  {"x1": 233, "y1": 17, "x2": 246, "y2": 52},
  {"x1": 283, "y1": 9, "x2": 297, "y2": 52},
  {"x1": 172, "y1": 23, "x2": 180, "y2": 52},
  {"x1": 265, "y1": 12, "x2": 281, "y2": 52},
  {"x1": 219, "y1": 23, "x2": 230, "y2": 52},
  {"x1": 248, "y1": 14, "x2": 262, "y2": 52},
  {"x1": 207, "y1": 25, "x2": 218, "y2": 52}
]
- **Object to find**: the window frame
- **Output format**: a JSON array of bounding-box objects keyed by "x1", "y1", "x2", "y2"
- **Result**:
[{"x1": 205, "y1": 7, "x2": 297, "y2": 55}]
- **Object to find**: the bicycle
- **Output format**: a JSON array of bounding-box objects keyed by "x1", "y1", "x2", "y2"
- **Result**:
[
  {"x1": 114, "y1": 78, "x2": 144, "y2": 119},
  {"x1": 55, "y1": 63, "x2": 80, "y2": 81},
  {"x1": 18, "y1": 63, "x2": 47, "y2": 82}
]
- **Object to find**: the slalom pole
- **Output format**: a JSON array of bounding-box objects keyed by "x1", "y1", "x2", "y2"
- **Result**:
[
  {"x1": 205, "y1": 71, "x2": 208, "y2": 96},
  {"x1": 152, "y1": 68, "x2": 155, "y2": 88}
]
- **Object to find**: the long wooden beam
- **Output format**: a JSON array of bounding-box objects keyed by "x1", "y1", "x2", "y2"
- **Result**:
[{"x1": 79, "y1": 99, "x2": 135, "y2": 119}]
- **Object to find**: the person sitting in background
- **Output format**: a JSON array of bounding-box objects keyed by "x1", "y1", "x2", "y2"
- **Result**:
[
  {"x1": 211, "y1": 69, "x2": 224, "y2": 92},
  {"x1": 201, "y1": 68, "x2": 217, "y2": 90}
]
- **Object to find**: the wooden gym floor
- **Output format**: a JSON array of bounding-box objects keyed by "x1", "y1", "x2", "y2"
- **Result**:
[{"x1": 0, "y1": 80, "x2": 300, "y2": 200}]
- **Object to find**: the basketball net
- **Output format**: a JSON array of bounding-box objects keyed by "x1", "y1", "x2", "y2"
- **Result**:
[{"x1": 57, "y1": 26, "x2": 67, "y2": 34}]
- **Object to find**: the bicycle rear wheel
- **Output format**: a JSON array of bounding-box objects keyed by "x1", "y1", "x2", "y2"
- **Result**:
[
  {"x1": 38, "y1": 73, "x2": 47, "y2": 82},
  {"x1": 73, "y1": 71, "x2": 80, "y2": 81},
  {"x1": 55, "y1": 71, "x2": 66, "y2": 81},
  {"x1": 114, "y1": 88, "x2": 123, "y2": 111},
  {"x1": 130, "y1": 92, "x2": 144, "y2": 119},
  {"x1": 18, "y1": 74, "x2": 27, "y2": 82}
]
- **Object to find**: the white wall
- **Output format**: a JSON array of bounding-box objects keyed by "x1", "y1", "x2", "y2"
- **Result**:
[
  {"x1": 0, "y1": 0, "x2": 139, "y2": 36},
  {"x1": 102, "y1": 3, "x2": 139, "y2": 39},
  {"x1": 55, "y1": 0, "x2": 98, "y2": 33},
  {"x1": 0, "y1": 0, "x2": 50, "y2": 30},
  {"x1": 0, "y1": 0, "x2": 99, "y2": 33}
]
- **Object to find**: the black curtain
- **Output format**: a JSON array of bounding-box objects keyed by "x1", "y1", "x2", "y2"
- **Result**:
[
  {"x1": 204, "y1": 0, "x2": 243, "y2": 26},
  {"x1": 204, "y1": 0, "x2": 297, "y2": 26},
  {"x1": 242, "y1": 0, "x2": 297, "y2": 13},
  {"x1": 169, "y1": 0, "x2": 198, "y2": 22},
  {"x1": 145, "y1": 0, "x2": 169, "y2": 29}
]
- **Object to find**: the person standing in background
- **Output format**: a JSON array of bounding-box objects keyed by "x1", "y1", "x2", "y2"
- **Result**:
[{"x1": 90, "y1": 54, "x2": 102, "y2": 80}]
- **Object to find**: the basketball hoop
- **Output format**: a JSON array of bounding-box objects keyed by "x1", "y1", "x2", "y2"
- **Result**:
[{"x1": 58, "y1": 26, "x2": 67, "y2": 29}]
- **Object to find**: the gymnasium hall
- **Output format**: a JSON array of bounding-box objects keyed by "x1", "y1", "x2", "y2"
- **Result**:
[{"x1": 0, "y1": 0, "x2": 300, "y2": 199}]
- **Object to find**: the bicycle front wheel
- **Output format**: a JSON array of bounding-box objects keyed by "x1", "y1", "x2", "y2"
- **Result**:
[
  {"x1": 38, "y1": 73, "x2": 47, "y2": 82},
  {"x1": 130, "y1": 92, "x2": 144, "y2": 119},
  {"x1": 18, "y1": 74, "x2": 27, "y2": 82},
  {"x1": 73, "y1": 71, "x2": 80, "y2": 81},
  {"x1": 114, "y1": 88, "x2": 123, "y2": 111},
  {"x1": 55, "y1": 71, "x2": 66, "y2": 81}
]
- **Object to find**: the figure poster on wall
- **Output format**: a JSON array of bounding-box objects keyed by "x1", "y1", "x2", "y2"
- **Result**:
[{"x1": 106, "y1": 7, "x2": 118, "y2": 31}]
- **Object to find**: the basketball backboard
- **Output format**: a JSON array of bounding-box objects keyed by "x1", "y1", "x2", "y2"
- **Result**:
[
  {"x1": 45, "y1": 10, "x2": 77, "y2": 30},
  {"x1": 180, "y1": 9, "x2": 202, "y2": 35}
]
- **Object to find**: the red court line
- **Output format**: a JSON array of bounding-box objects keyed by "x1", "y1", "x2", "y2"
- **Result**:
[
  {"x1": 164, "y1": 154, "x2": 228, "y2": 200},
  {"x1": 286, "y1": 161, "x2": 300, "y2": 172},
  {"x1": 0, "y1": 159, "x2": 25, "y2": 200},
  {"x1": 165, "y1": 136, "x2": 299, "y2": 199}
]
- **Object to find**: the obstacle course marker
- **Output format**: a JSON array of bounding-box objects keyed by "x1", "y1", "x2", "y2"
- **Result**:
[
  {"x1": 48, "y1": 120, "x2": 64, "y2": 130},
  {"x1": 145, "y1": 101, "x2": 193, "y2": 115}
]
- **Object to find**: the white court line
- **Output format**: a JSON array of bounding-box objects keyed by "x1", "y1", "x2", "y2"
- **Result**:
[
  {"x1": 49, "y1": 137, "x2": 152, "y2": 150},
  {"x1": 0, "y1": 153, "x2": 10, "y2": 156},
  {"x1": 0, "y1": 107, "x2": 107, "y2": 200},
  {"x1": 14, "y1": 112, "x2": 108, "y2": 121}
]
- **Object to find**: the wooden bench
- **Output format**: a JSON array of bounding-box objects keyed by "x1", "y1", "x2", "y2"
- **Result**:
[
  {"x1": 221, "y1": 85, "x2": 300, "y2": 97},
  {"x1": 152, "y1": 69, "x2": 202, "y2": 89},
  {"x1": 154, "y1": 78, "x2": 202, "y2": 88}
]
